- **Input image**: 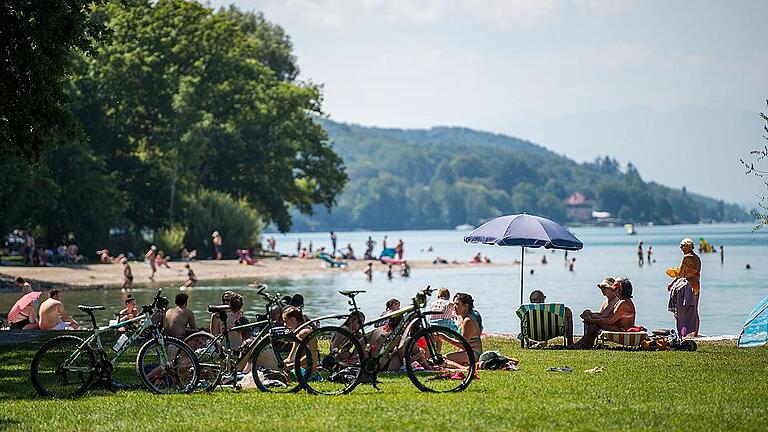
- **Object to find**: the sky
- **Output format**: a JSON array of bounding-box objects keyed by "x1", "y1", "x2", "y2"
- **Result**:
[{"x1": 209, "y1": 0, "x2": 767, "y2": 204}]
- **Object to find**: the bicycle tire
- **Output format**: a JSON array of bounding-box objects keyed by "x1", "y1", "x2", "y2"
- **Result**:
[
  {"x1": 405, "y1": 325, "x2": 476, "y2": 393},
  {"x1": 184, "y1": 331, "x2": 223, "y2": 391},
  {"x1": 295, "y1": 325, "x2": 365, "y2": 395},
  {"x1": 136, "y1": 336, "x2": 200, "y2": 394},
  {"x1": 251, "y1": 333, "x2": 302, "y2": 393},
  {"x1": 31, "y1": 335, "x2": 95, "y2": 398}
]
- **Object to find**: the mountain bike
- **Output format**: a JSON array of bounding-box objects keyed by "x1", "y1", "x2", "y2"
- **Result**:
[
  {"x1": 183, "y1": 284, "x2": 302, "y2": 393},
  {"x1": 30, "y1": 289, "x2": 200, "y2": 398},
  {"x1": 293, "y1": 285, "x2": 477, "y2": 395}
]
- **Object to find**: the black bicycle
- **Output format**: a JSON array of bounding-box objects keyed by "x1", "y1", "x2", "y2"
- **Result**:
[
  {"x1": 293, "y1": 285, "x2": 477, "y2": 395},
  {"x1": 184, "y1": 285, "x2": 302, "y2": 392},
  {"x1": 31, "y1": 290, "x2": 200, "y2": 398}
]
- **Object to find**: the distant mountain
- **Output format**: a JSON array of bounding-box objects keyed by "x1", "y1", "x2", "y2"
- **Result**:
[{"x1": 285, "y1": 119, "x2": 749, "y2": 231}]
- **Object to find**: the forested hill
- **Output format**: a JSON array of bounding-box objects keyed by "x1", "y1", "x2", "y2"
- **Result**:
[{"x1": 287, "y1": 119, "x2": 748, "y2": 231}]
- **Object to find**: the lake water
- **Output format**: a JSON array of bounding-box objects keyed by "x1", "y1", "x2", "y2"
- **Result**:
[{"x1": 3, "y1": 224, "x2": 766, "y2": 337}]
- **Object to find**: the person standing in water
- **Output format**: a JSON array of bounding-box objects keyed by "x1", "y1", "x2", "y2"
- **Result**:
[
  {"x1": 719, "y1": 245, "x2": 724, "y2": 264},
  {"x1": 184, "y1": 263, "x2": 197, "y2": 288},
  {"x1": 330, "y1": 231, "x2": 337, "y2": 257},
  {"x1": 647, "y1": 246, "x2": 653, "y2": 264},
  {"x1": 637, "y1": 241, "x2": 644, "y2": 266},
  {"x1": 296, "y1": 238, "x2": 302, "y2": 256},
  {"x1": 364, "y1": 262, "x2": 373, "y2": 281}
]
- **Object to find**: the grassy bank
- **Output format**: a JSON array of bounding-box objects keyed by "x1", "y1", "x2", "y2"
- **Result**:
[{"x1": 1, "y1": 336, "x2": 766, "y2": 431}]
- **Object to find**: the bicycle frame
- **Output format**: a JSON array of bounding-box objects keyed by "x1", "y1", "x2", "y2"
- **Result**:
[{"x1": 62, "y1": 310, "x2": 165, "y2": 373}]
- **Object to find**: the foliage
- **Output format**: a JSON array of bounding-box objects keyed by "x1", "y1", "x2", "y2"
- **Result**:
[
  {"x1": 0, "y1": 135, "x2": 121, "y2": 252},
  {"x1": 184, "y1": 189, "x2": 263, "y2": 258},
  {"x1": 0, "y1": 0, "x2": 110, "y2": 162},
  {"x1": 740, "y1": 100, "x2": 768, "y2": 231},
  {"x1": 1, "y1": 337, "x2": 767, "y2": 431},
  {"x1": 67, "y1": 0, "x2": 346, "y2": 234},
  {"x1": 288, "y1": 120, "x2": 747, "y2": 231},
  {"x1": 154, "y1": 225, "x2": 186, "y2": 254}
]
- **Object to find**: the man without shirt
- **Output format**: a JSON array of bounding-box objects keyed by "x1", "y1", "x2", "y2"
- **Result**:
[
  {"x1": 163, "y1": 293, "x2": 197, "y2": 338},
  {"x1": 39, "y1": 289, "x2": 80, "y2": 330}
]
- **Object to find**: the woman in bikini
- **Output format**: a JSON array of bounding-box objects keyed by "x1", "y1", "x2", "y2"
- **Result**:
[
  {"x1": 444, "y1": 292, "x2": 483, "y2": 366},
  {"x1": 573, "y1": 277, "x2": 637, "y2": 349}
]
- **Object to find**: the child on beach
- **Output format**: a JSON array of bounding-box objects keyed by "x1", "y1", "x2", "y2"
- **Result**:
[
  {"x1": 184, "y1": 263, "x2": 197, "y2": 288},
  {"x1": 145, "y1": 245, "x2": 157, "y2": 280},
  {"x1": 122, "y1": 259, "x2": 133, "y2": 291}
]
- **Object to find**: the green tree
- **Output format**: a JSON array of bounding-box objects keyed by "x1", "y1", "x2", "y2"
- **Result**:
[
  {"x1": 69, "y1": 0, "x2": 346, "y2": 233},
  {"x1": 0, "y1": 0, "x2": 109, "y2": 162},
  {"x1": 184, "y1": 189, "x2": 263, "y2": 258},
  {"x1": 740, "y1": 100, "x2": 768, "y2": 230}
]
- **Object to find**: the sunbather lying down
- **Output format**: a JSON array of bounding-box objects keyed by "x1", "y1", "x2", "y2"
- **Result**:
[{"x1": 573, "y1": 277, "x2": 636, "y2": 349}]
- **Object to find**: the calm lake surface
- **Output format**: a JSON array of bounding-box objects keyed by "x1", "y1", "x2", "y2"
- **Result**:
[{"x1": 3, "y1": 224, "x2": 766, "y2": 336}]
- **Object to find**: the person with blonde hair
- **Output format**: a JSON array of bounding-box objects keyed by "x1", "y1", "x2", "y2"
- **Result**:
[
  {"x1": 669, "y1": 237, "x2": 702, "y2": 336},
  {"x1": 428, "y1": 287, "x2": 457, "y2": 331}
]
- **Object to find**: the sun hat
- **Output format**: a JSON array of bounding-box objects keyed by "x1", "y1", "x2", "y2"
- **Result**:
[
  {"x1": 212, "y1": 231, "x2": 220, "y2": 237},
  {"x1": 596, "y1": 277, "x2": 615, "y2": 290},
  {"x1": 680, "y1": 238, "x2": 694, "y2": 247}
]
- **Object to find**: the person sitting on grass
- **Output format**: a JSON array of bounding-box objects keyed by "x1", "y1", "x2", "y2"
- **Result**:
[
  {"x1": 282, "y1": 306, "x2": 318, "y2": 375},
  {"x1": 579, "y1": 277, "x2": 619, "y2": 325},
  {"x1": 529, "y1": 289, "x2": 574, "y2": 346},
  {"x1": 39, "y1": 289, "x2": 79, "y2": 331},
  {"x1": 163, "y1": 293, "x2": 197, "y2": 339},
  {"x1": 331, "y1": 311, "x2": 366, "y2": 364},
  {"x1": 573, "y1": 277, "x2": 636, "y2": 349},
  {"x1": 118, "y1": 296, "x2": 138, "y2": 322},
  {"x1": 428, "y1": 287, "x2": 458, "y2": 331},
  {"x1": 443, "y1": 293, "x2": 482, "y2": 366}
]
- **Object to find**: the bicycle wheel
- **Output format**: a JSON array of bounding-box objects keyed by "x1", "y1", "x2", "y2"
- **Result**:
[
  {"x1": 405, "y1": 325, "x2": 476, "y2": 393},
  {"x1": 251, "y1": 333, "x2": 302, "y2": 393},
  {"x1": 185, "y1": 331, "x2": 223, "y2": 391},
  {"x1": 31, "y1": 335, "x2": 95, "y2": 398},
  {"x1": 136, "y1": 337, "x2": 200, "y2": 394},
  {"x1": 295, "y1": 326, "x2": 364, "y2": 395}
]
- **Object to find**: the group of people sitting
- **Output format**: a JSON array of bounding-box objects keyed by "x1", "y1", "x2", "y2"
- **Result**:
[
  {"x1": 6, "y1": 278, "x2": 81, "y2": 331},
  {"x1": 526, "y1": 276, "x2": 637, "y2": 349}
]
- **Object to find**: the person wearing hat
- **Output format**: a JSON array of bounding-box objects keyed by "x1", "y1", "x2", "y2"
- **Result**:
[
  {"x1": 529, "y1": 290, "x2": 574, "y2": 346},
  {"x1": 577, "y1": 277, "x2": 619, "y2": 337},
  {"x1": 668, "y1": 238, "x2": 701, "y2": 336},
  {"x1": 212, "y1": 231, "x2": 223, "y2": 260}
]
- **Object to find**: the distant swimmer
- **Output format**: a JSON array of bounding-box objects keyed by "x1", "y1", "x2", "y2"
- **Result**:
[{"x1": 541, "y1": 255, "x2": 548, "y2": 265}]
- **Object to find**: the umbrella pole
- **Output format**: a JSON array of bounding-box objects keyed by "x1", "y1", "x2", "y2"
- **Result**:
[{"x1": 520, "y1": 246, "x2": 525, "y2": 305}]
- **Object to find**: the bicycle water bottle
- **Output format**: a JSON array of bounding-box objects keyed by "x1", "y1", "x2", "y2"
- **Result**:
[{"x1": 113, "y1": 333, "x2": 129, "y2": 352}]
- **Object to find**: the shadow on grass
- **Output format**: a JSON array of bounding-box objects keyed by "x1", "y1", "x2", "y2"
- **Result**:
[{"x1": 0, "y1": 418, "x2": 20, "y2": 431}]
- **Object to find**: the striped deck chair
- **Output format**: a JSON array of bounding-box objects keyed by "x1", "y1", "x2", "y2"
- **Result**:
[
  {"x1": 598, "y1": 331, "x2": 648, "y2": 349},
  {"x1": 515, "y1": 303, "x2": 566, "y2": 348}
]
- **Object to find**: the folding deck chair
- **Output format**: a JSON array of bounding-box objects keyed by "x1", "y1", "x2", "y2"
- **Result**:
[{"x1": 516, "y1": 303, "x2": 567, "y2": 348}]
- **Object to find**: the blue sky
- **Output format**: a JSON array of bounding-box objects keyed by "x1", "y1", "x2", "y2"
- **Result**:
[{"x1": 210, "y1": 0, "x2": 767, "y2": 204}]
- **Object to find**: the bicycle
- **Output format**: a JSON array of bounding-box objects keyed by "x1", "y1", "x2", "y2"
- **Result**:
[
  {"x1": 31, "y1": 289, "x2": 200, "y2": 398},
  {"x1": 183, "y1": 284, "x2": 302, "y2": 393},
  {"x1": 293, "y1": 285, "x2": 477, "y2": 395}
]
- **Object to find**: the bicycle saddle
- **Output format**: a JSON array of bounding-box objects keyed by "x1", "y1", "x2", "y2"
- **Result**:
[
  {"x1": 207, "y1": 304, "x2": 231, "y2": 313},
  {"x1": 78, "y1": 305, "x2": 106, "y2": 312},
  {"x1": 338, "y1": 290, "x2": 366, "y2": 298}
]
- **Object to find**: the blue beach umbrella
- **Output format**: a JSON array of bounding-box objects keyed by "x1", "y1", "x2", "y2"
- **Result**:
[{"x1": 463, "y1": 214, "x2": 584, "y2": 305}]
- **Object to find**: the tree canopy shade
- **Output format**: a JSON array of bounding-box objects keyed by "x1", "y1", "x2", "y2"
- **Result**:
[
  {"x1": 68, "y1": 0, "x2": 347, "y2": 233},
  {"x1": 0, "y1": 0, "x2": 110, "y2": 162}
]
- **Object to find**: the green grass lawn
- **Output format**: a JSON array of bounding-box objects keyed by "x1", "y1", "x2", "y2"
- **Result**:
[{"x1": 1, "y1": 336, "x2": 766, "y2": 431}]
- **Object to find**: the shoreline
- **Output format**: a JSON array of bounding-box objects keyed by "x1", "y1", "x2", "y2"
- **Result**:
[{"x1": 0, "y1": 258, "x2": 504, "y2": 291}]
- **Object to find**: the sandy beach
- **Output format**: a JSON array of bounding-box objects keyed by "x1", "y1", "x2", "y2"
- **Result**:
[{"x1": 0, "y1": 258, "x2": 501, "y2": 290}]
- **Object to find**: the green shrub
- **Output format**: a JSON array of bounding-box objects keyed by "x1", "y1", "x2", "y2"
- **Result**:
[
  {"x1": 184, "y1": 189, "x2": 263, "y2": 258},
  {"x1": 154, "y1": 225, "x2": 186, "y2": 255}
]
